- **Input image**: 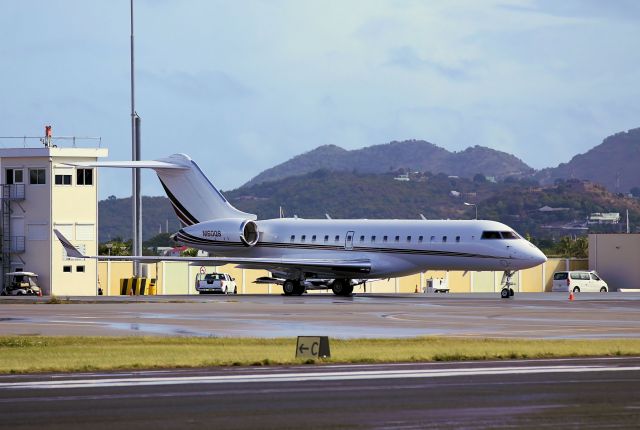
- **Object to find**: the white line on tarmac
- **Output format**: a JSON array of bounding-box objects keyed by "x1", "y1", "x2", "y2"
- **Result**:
[{"x1": 2, "y1": 364, "x2": 640, "y2": 390}]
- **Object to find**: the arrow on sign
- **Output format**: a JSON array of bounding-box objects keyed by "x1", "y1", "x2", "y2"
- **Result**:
[{"x1": 298, "y1": 344, "x2": 309, "y2": 354}]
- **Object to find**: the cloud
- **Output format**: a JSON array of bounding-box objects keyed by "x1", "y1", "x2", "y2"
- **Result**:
[
  {"x1": 139, "y1": 69, "x2": 255, "y2": 102},
  {"x1": 385, "y1": 46, "x2": 469, "y2": 80}
]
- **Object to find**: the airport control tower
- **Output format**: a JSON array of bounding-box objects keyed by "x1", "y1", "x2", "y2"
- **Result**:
[{"x1": 0, "y1": 127, "x2": 108, "y2": 295}]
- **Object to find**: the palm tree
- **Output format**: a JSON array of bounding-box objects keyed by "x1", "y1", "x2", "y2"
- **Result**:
[
  {"x1": 572, "y1": 237, "x2": 588, "y2": 258},
  {"x1": 557, "y1": 236, "x2": 573, "y2": 258}
]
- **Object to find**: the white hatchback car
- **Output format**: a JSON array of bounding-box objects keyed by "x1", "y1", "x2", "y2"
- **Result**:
[{"x1": 552, "y1": 271, "x2": 609, "y2": 293}]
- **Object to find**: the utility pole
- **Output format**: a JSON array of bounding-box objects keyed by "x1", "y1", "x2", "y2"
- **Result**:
[{"x1": 130, "y1": 0, "x2": 142, "y2": 276}]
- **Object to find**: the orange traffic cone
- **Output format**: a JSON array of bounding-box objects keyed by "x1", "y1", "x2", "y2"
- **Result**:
[{"x1": 569, "y1": 291, "x2": 574, "y2": 301}]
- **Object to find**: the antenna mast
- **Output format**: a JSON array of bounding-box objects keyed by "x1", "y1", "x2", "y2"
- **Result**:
[{"x1": 130, "y1": 0, "x2": 142, "y2": 275}]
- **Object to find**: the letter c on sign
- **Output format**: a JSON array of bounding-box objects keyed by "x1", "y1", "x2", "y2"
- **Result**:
[{"x1": 311, "y1": 342, "x2": 319, "y2": 355}]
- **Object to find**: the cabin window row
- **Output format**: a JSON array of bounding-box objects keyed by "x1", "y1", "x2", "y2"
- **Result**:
[
  {"x1": 289, "y1": 234, "x2": 462, "y2": 243},
  {"x1": 290, "y1": 234, "x2": 341, "y2": 243}
]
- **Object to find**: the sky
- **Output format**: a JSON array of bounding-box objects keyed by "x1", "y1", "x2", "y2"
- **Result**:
[{"x1": 1, "y1": 0, "x2": 639, "y2": 198}]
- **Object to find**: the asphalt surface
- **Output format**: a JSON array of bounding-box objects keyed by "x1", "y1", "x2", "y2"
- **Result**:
[
  {"x1": 1, "y1": 293, "x2": 640, "y2": 339},
  {"x1": 1, "y1": 357, "x2": 639, "y2": 429}
]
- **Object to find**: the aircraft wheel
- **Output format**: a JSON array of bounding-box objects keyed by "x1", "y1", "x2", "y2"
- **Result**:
[
  {"x1": 283, "y1": 280, "x2": 296, "y2": 296},
  {"x1": 509, "y1": 288, "x2": 515, "y2": 297},
  {"x1": 332, "y1": 279, "x2": 352, "y2": 296},
  {"x1": 292, "y1": 282, "x2": 305, "y2": 296},
  {"x1": 500, "y1": 288, "x2": 510, "y2": 299}
]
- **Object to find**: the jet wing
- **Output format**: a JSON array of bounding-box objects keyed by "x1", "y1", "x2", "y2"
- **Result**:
[{"x1": 54, "y1": 230, "x2": 370, "y2": 275}]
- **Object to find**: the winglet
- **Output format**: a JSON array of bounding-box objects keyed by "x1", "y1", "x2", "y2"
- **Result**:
[{"x1": 53, "y1": 229, "x2": 87, "y2": 259}]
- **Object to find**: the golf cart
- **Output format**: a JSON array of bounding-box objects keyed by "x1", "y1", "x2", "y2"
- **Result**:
[{"x1": 1, "y1": 272, "x2": 42, "y2": 296}]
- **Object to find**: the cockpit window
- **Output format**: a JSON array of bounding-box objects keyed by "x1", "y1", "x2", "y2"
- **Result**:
[
  {"x1": 481, "y1": 231, "x2": 519, "y2": 239},
  {"x1": 500, "y1": 231, "x2": 518, "y2": 239},
  {"x1": 481, "y1": 231, "x2": 501, "y2": 239}
]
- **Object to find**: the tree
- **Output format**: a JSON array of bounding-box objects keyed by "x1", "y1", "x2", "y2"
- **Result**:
[
  {"x1": 181, "y1": 248, "x2": 199, "y2": 257},
  {"x1": 473, "y1": 173, "x2": 486, "y2": 183},
  {"x1": 557, "y1": 236, "x2": 574, "y2": 258},
  {"x1": 98, "y1": 239, "x2": 131, "y2": 256},
  {"x1": 554, "y1": 236, "x2": 588, "y2": 258},
  {"x1": 144, "y1": 233, "x2": 174, "y2": 248},
  {"x1": 572, "y1": 237, "x2": 588, "y2": 258}
]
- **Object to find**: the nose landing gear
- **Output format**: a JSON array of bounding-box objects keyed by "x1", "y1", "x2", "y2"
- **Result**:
[{"x1": 500, "y1": 271, "x2": 516, "y2": 299}]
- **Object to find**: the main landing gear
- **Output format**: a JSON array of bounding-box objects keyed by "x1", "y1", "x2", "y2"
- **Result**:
[
  {"x1": 500, "y1": 271, "x2": 516, "y2": 299},
  {"x1": 331, "y1": 279, "x2": 353, "y2": 297},
  {"x1": 282, "y1": 280, "x2": 305, "y2": 296}
]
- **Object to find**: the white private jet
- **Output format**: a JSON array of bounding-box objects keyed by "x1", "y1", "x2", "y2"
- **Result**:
[{"x1": 55, "y1": 153, "x2": 547, "y2": 298}]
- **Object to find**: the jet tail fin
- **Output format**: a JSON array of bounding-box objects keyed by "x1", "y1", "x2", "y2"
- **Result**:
[{"x1": 53, "y1": 229, "x2": 87, "y2": 259}]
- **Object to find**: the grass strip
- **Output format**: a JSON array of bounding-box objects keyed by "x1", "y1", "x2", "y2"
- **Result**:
[{"x1": 1, "y1": 336, "x2": 639, "y2": 374}]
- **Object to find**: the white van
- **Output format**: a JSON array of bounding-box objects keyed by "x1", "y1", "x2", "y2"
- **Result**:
[{"x1": 552, "y1": 271, "x2": 608, "y2": 293}]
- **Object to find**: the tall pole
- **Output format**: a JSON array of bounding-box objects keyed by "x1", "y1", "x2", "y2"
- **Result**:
[{"x1": 130, "y1": 0, "x2": 141, "y2": 276}]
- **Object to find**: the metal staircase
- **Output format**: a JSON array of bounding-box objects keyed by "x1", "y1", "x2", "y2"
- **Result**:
[{"x1": 1, "y1": 184, "x2": 25, "y2": 289}]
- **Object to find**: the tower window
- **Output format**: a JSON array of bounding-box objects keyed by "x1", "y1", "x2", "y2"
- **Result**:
[
  {"x1": 5, "y1": 169, "x2": 23, "y2": 184},
  {"x1": 77, "y1": 168, "x2": 93, "y2": 185},
  {"x1": 455, "y1": 236, "x2": 461, "y2": 243},
  {"x1": 442, "y1": 236, "x2": 447, "y2": 243},
  {"x1": 29, "y1": 169, "x2": 46, "y2": 185},
  {"x1": 55, "y1": 174, "x2": 72, "y2": 185}
]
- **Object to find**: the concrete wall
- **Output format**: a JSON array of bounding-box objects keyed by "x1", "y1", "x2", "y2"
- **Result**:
[
  {"x1": 97, "y1": 258, "x2": 583, "y2": 295},
  {"x1": 590, "y1": 234, "x2": 640, "y2": 291}
]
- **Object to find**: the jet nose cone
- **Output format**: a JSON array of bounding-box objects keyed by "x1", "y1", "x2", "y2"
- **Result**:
[{"x1": 531, "y1": 247, "x2": 547, "y2": 265}]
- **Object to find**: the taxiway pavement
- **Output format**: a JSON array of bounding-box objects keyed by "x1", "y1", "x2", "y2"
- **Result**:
[{"x1": 1, "y1": 293, "x2": 640, "y2": 339}]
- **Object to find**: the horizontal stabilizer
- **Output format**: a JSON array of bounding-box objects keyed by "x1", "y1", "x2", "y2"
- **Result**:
[
  {"x1": 53, "y1": 229, "x2": 87, "y2": 259},
  {"x1": 64, "y1": 160, "x2": 187, "y2": 169}
]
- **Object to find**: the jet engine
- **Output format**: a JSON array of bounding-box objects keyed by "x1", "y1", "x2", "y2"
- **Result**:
[{"x1": 177, "y1": 218, "x2": 259, "y2": 247}]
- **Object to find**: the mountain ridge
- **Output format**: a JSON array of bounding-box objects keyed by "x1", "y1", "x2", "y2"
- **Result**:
[
  {"x1": 244, "y1": 129, "x2": 640, "y2": 193},
  {"x1": 244, "y1": 140, "x2": 533, "y2": 187},
  {"x1": 535, "y1": 127, "x2": 640, "y2": 192}
]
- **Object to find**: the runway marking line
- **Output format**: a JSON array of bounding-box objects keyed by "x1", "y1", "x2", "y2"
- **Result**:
[{"x1": 2, "y1": 364, "x2": 640, "y2": 390}]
